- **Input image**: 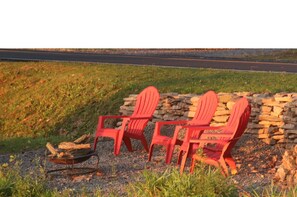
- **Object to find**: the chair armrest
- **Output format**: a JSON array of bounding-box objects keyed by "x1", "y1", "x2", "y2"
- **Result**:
[
  {"x1": 182, "y1": 125, "x2": 224, "y2": 130},
  {"x1": 181, "y1": 126, "x2": 224, "y2": 141},
  {"x1": 200, "y1": 133, "x2": 233, "y2": 138},
  {"x1": 155, "y1": 120, "x2": 188, "y2": 127},
  {"x1": 189, "y1": 138, "x2": 229, "y2": 145},
  {"x1": 98, "y1": 115, "x2": 130, "y2": 129},
  {"x1": 152, "y1": 120, "x2": 188, "y2": 137}
]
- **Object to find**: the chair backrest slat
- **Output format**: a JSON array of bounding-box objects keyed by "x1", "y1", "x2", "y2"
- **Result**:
[
  {"x1": 220, "y1": 97, "x2": 251, "y2": 155},
  {"x1": 189, "y1": 90, "x2": 218, "y2": 138},
  {"x1": 132, "y1": 86, "x2": 160, "y2": 117},
  {"x1": 190, "y1": 90, "x2": 218, "y2": 125},
  {"x1": 127, "y1": 86, "x2": 160, "y2": 136}
]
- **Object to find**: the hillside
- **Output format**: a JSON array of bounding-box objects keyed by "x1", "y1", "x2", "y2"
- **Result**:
[{"x1": 1, "y1": 61, "x2": 297, "y2": 140}]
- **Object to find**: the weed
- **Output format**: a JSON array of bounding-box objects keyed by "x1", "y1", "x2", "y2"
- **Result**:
[
  {"x1": 252, "y1": 183, "x2": 297, "y2": 197},
  {"x1": 127, "y1": 164, "x2": 238, "y2": 197}
]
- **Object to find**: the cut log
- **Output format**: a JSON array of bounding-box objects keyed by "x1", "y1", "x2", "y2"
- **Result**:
[
  {"x1": 58, "y1": 142, "x2": 91, "y2": 150},
  {"x1": 58, "y1": 152, "x2": 65, "y2": 158},
  {"x1": 46, "y1": 142, "x2": 58, "y2": 156},
  {"x1": 57, "y1": 151, "x2": 73, "y2": 158},
  {"x1": 73, "y1": 134, "x2": 91, "y2": 144}
]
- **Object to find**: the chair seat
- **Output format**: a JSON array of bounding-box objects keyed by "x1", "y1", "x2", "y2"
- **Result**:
[
  {"x1": 202, "y1": 148, "x2": 221, "y2": 161},
  {"x1": 95, "y1": 128, "x2": 120, "y2": 138},
  {"x1": 191, "y1": 149, "x2": 221, "y2": 169},
  {"x1": 152, "y1": 136, "x2": 172, "y2": 145},
  {"x1": 203, "y1": 146, "x2": 221, "y2": 152}
]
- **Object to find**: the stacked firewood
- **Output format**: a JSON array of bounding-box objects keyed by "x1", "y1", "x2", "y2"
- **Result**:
[{"x1": 46, "y1": 134, "x2": 91, "y2": 158}]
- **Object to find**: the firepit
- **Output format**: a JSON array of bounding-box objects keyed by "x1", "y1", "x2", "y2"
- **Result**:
[
  {"x1": 45, "y1": 150, "x2": 99, "y2": 176},
  {"x1": 43, "y1": 135, "x2": 100, "y2": 176}
]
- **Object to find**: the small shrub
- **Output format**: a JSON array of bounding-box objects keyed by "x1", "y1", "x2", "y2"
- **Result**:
[
  {"x1": 252, "y1": 183, "x2": 297, "y2": 197},
  {"x1": 0, "y1": 159, "x2": 48, "y2": 197},
  {"x1": 127, "y1": 164, "x2": 238, "y2": 197},
  {"x1": 0, "y1": 158, "x2": 74, "y2": 197}
]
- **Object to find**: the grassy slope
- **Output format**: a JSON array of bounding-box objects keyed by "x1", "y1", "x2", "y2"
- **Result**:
[{"x1": 1, "y1": 61, "x2": 297, "y2": 152}]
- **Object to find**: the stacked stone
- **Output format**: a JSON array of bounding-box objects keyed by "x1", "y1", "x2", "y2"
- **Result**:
[
  {"x1": 247, "y1": 93, "x2": 297, "y2": 146},
  {"x1": 119, "y1": 94, "x2": 137, "y2": 116},
  {"x1": 118, "y1": 92, "x2": 297, "y2": 147},
  {"x1": 153, "y1": 93, "x2": 195, "y2": 122},
  {"x1": 282, "y1": 97, "x2": 297, "y2": 146},
  {"x1": 119, "y1": 93, "x2": 194, "y2": 123},
  {"x1": 210, "y1": 93, "x2": 243, "y2": 126},
  {"x1": 274, "y1": 145, "x2": 297, "y2": 187}
]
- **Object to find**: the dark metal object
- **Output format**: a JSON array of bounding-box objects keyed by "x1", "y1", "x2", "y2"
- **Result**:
[
  {"x1": 46, "y1": 167, "x2": 98, "y2": 176},
  {"x1": 45, "y1": 150, "x2": 99, "y2": 176},
  {"x1": 48, "y1": 150, "x2": 98, "y2": 165}
]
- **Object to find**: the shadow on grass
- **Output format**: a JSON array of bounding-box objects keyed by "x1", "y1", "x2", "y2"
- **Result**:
[
  {"x1": 48, "y1": 72, "x2": 226, "y2": 137},
  {"x1": 0, "y1": 71, "x2": 235, "y2": 154}
]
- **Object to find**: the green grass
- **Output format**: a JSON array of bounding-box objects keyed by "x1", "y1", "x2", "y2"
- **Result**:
[
  {"x1": 1, "y1": 61, "x2": 297, "y2": 153},
  {"x1": 243, "y1": 49, "x2": 297, "y2": 63},
  {"x1": 126, "y1": 165, "x2": 297, "y2": 197},
  {"x1": 0, "y1": 159, "x2": 102, "y2": 197},
  {"x1": 252, "y1": 183, "x2": 297, "y2": 197},
  {"x1": 0, "y1": 136, "x2": 69, "y2": 154},
  {"x1": 0, "y1": 159, "x2": 63, "y2": 197},
  {"x1": 127, "y1": 165, "x2": 238, "y2": 197}
]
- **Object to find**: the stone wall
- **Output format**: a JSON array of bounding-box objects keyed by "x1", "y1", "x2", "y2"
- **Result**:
[
  {"x1": 119, "y1": 92, "x2": 297, "y2": 148},
  {"x1": 274, "y1": 145, "x2": 297, "y2": 187}
]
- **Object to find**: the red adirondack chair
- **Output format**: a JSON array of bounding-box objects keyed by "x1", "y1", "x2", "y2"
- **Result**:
[
  {"x1": 179, "y1": 97, "x2": 251, "y2": 176},
  {"x1": 148, "y1": 90, "x2": 218, "y2": 164},
  {"x1": 93, "y1": 86, "x2": 160, "y2": 155}
]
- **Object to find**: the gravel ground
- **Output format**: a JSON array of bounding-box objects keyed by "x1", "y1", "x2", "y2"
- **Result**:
[{"x1": 0, "y1": 124, "x2": 285, "y2": 196}]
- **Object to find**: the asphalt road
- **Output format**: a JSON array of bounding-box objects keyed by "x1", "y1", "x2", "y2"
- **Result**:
[{"x1": 1, "y1": 49, "x2": 297, "y2": 73}]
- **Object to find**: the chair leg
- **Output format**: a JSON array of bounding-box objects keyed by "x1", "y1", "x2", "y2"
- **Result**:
[
  {"x1": 218, "y1": 158, "x2": 229, "y2": 177},
  {"x1": 225, "y1": 157, "x2": 237, "y2": 175},
  {"x1": 177, "y1": 150, "x2": 184, "y2": 165},
  {"x1": 148, "y1": 143, "x2": 155, "y2": 161},
  {"x1": 165, "y1": 144, "x2": 175, "y2": 164},
  {"x1": 190, "y1": 158, "x2": 196, "y2": 173},
  {"x1": 140, "y1": 137, "x2": 149, "y2": 152},
  {"x1": 93, "y1": 137, "x2": 98, "y2": 151},
  {"x1": 179, "y1": 151, "x2": 189, "y2": 174},
  {"x1": 123, "y1": 136, "x2": 133, "y2": 152},
  {"x1": 114, "y1": 139, "x2": 119, "y2": 156}
]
